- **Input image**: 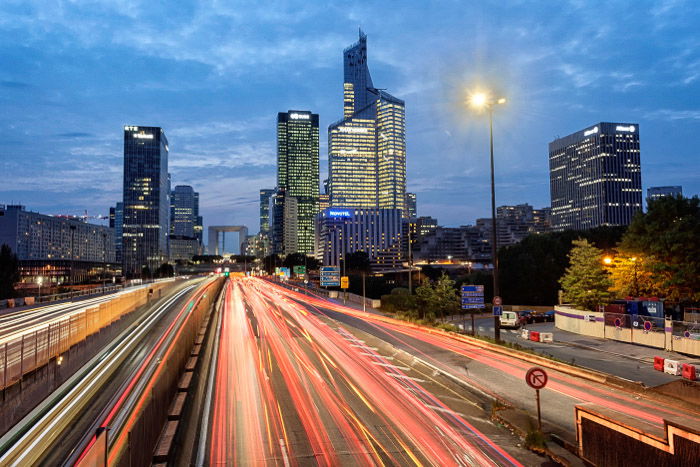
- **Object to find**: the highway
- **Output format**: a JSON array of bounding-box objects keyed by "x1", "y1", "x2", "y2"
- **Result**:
[
  {"x1": 197, "y1": 278, "x2": 535, "y2": 466},
  {"x1": 0, "y1": 277, "x2": 212, "y2": 465},
  {"x1": 261, "y1": 279, "x2": 700, "y2": 443},
  {"x1": 0, "y1": 282, "x2": 164, "y2": 343}
]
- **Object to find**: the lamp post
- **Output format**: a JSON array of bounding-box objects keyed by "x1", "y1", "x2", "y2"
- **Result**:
[
  {"x1": 469, "y1": 91, "x2": 506, "y2": 343},
  {"x1": 37, "y1": 276, "x2": 43, "y2": 301}
]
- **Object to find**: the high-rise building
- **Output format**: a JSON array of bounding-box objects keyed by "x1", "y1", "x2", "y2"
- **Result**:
[
  {"x1": 122, "y1": 125, "x2": 169, "y2": 276},
  {"x1": 269, "y1": 189, "x2": 298, "y2": 256},
  {"x1": 315, "y1": 207, "x2": 403, "y2": 271},
  {"x1": 329, "y1": 30, "x2": 407, "y2": 215},
  {"x1": 406, "y1": 192, "x2": 417, "y2": 218},
  {"x1": 169, "y1": 185, "x2": 200, "y2": 261},
  {"x1": 647, "y1": 186, "x2": 682, "y2": 201},
  {"x1": 276, "y1": 110, "x2": 319, "y2": 254},
  {"x1": 193, "y1": 191, "x2": 203, "y2": 246},
  {"x1": 0, "y1": 204, "x2": 116, "y2": 284},
  {"x1": 109, "y1": 202, "x2": 124, "y2": 263},
  {"x1": 549, "y1": 122, "x2": 642, "y2": 231},
  {"x1": 259, "y1": 188, "x2": 275, "y2": 236}
]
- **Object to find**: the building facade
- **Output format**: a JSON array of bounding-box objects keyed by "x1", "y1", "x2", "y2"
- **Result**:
[
  {"x1": 122, "y1": 125, "x2": 169, "y2": 276},
  {"x1": 0, "y1": 205, "x2": 116, "y2": 283},
  {"x1": 109, "y1": 202, "x2": 124, "y2": 264},
  {"x1": 269, "y1": 189, "x2": 298, "y2": 256},
  {"x1": 259, "y1": 188, "x2": 275, "y2": 237},
  {"x1": 277, "y1": 110, "x2": 319, "y2": 254},
  {"x1": 169, "y1": 185, "x2": 201, "y2": 261},
  {"x1": 315, "y1": 207, "x2": 403, "y2": 271},
  {"x1": 647, "y1": 186, "x2": 682, "y2": 201},
  {"x1": 549, "y1": 122, "x2": 642, "y2": 231},
  {"x1": 405, "y1": 192, "x2": 417, "y2": 218},
  {"x1": 328, "y1": 31, "x2": 407, "y2": 215}
]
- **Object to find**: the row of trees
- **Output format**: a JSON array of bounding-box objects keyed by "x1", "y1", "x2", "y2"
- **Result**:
[
  {"x1": 0, "y1": 244, "x2": 20, "y2": 299},
  {"x1": 560, "y1": 196, "x2": 700, "y2": 310},
  {"x1": 381, "y1": 274, "x2": 461, "y2": 322}
]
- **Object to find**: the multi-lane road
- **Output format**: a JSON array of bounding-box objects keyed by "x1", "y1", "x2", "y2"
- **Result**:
[
  {"x1": 197, "y1": 278, "x2": 538, "y2": 466},
  {"x1": 0, "y1": 277, "x2": 212, "y2": 465},
  {"x1": 193, "y1": 277, "x2": 699, "y2": 466}
]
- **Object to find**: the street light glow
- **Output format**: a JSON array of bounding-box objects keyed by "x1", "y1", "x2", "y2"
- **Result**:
[
  {"x1": 469, "y1": 92, "x2": 488, "y2": 109},
  {"x1": 603, "y1": 256, "x2": 613, "y2": 265}
]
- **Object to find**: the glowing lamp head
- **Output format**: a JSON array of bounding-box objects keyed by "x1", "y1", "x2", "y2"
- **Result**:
[
  {"x1": 469, "y1": 92, "x2": 488, "y2": 109},
  {"x1": 603, "y1": 256, "x2": 613, "y2": 265}
]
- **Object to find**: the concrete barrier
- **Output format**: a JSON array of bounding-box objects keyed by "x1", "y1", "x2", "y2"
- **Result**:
[
  {"x1": 681, "y1": 363, "x2": 697, "y2": 381},
  {"x1": 654, "y1": 356, "x2": 665, "y2": 371},
  {"x1": 521, "y1": 329, "x2": 530, "y2": 340},
  {"x1": 664, "y1": 359, "x2": 682, "y2": 376},
  {"x1": 539, "y1": 332, "x2": 554, "y2": 343},
  {"x1": 555, "y1": 306, "x2": 605, "y2": 338}
]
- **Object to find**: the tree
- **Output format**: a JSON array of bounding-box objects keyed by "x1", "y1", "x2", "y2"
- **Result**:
[
  {"x1": 156, "y1": 262, "x2": 174, "y2": 278},
  {"x1": 380, "y1": 288, "x2": 417, "y2": 315},
  {"x1": 0, "y1": 244, "x2": 19, "y2": 299},
  {"x1": 604, "y1": 251, "x2": 662, "y2": 299},
  {"x1": 262, "y1": 254, "x2": 281, "y2": 274},
  {"x1": 141, "y1": 265, "x2": 152, "y2": 280},
  {"x1": 343, "y1": 251, "x2": 371, "y2": 275},
  {"x1": 498, "y1": 226, "x2": 626, "y2": 306},
  {"x1": 621, "y1": 195, "x2": 700, "y2": 303},
  {"x1": 282, "y1": 253, "x2": 319, "y2": 271},
  {"x1": 416, "y1": 273, "x2": 460, "y2": 321},
  {"x1": 559, "y1": 239, "x2": 612, "y2": 311}
]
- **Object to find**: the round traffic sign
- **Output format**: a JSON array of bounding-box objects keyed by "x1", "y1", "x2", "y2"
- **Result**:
[
  {"x1": 493, "y1": 296, "x2": 502, "y2": 306},
  {"x1": 643, "y1": 320, "x2": 652, "y2": 331},
  {"x1": 525, "y1": 367, "x2": 548, "y2": 390}
]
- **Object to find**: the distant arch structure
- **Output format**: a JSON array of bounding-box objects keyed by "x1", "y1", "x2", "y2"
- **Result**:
[{"x1": 208, "y1": 225, "x2": 248, "y2": 255}]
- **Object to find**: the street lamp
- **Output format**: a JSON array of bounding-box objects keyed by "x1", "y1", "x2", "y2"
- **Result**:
[
  {"x1": 37, "y1": 276, "x2": 43, "y2": 301},
  {"x1": 469, "y1": 90, "x2": 506, "y2": 342}
]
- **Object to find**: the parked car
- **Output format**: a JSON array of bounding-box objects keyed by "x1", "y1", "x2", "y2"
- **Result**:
[
  {"x1": 499, "y1": 311, "x2": 520, "y2": 329},
  {"x1": 543, "y1": 310, "x2": 555, "y2": 322},
  {"x1": 517, "y1": 310, "x2": 534, "y2": 325}
]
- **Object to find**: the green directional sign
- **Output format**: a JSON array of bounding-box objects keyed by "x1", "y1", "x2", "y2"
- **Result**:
[{"x1": 293, "y1": 265, "x2": 306, "y2": 275}]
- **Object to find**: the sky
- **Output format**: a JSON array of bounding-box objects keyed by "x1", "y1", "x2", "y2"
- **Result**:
[{"x1": 1, "y1": 0, "x2": 699, "y2": 239}]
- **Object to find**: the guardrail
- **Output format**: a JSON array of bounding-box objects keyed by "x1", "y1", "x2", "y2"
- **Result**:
[{"x1": 0, "y1": 283, "x2": 168, "y2": 391}]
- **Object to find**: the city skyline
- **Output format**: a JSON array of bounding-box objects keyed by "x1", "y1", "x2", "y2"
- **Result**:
[{"x1": 1, "y1": 1, "x2": 699, "y2": 235}]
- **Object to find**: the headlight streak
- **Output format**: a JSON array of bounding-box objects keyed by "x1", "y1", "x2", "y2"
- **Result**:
[{"x1": 269, "y1": 279, "x2": 700, "y2": 442}]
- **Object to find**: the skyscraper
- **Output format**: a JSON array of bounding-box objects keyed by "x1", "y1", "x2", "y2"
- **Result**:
[
  {"x1": 169, "y1": 185, "x2": 200, "y2": 260},
  {"x1": 109, "y1": 202, "x2": 124, "y2": 264},
  {"x1": 122, "y1": 125, "x2": 169, "y2": 276},
  {"x1": 406, "y1": 192, "x2": 417, "y2": 218},
  {"x1": 277, "y1": 110, "x2": 320, "y2": 254},
  {"x1": 549, "y1": 122, "x2": 642, "y2": 231},
  {"x1": 329, "y1": 30, "x2": 407, "y2": 214},
  {"x1": 259, "y1": 188, "x2": 275, "y2": 237}
]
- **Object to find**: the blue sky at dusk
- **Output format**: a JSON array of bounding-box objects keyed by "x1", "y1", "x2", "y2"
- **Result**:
[{"x1": 1, "y1": 0, "x2": 699, "y2": 235}]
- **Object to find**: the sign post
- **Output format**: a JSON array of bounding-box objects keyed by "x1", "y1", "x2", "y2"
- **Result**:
[
  {"x1": 320, "y1": 266, "x2": 340, "y2": 287},
  {"x1": 525, "y1": 367, "x2": 548, "y2": 431},
  {"x1": 461, "y1": 285, "x2": 484, "y2": 335}
]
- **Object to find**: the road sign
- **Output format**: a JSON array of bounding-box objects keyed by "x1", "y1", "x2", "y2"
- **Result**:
[
  {"x1": 525, "y1": 367, "x2": 548, "y2": 390},
  {"x1": 525, "y1": 367, "x2": 548, "y2": 431},
  {"x1": 340, "y1": 276, "x2": 349, "y2": 289},
  {"x1": 320, "y1": 266, "x2": 340, "y2": 287},
  {"x1": 492, "y1": 305, "x2": 503, "y2": 316},
  {"x1": 293, "y1": 265, "x2": 306, "y2": 275},
  {"x1": 493, "y1": 296, "x2": 502, "y2": 306},
  {"x1": 461, "y1": 297, "x2": 484, "y2": 304},
  {"x1": 461, "y1": 284, "x2": 484, "y2": 310}
]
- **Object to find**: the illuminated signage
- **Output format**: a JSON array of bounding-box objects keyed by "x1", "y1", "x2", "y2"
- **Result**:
[
  {"x1": 328, "y1": 209, "x2": 351, "y2": 218},
  {"x1": 124, "y1": 125, "x2": 139, "y2": 131},
  {"x1": 133, "y1": 133, "x2": 154, "y2": 139},
  {"x1": 584, "y1": 126, "x2": 599, "y2": 137},
  {"x1": 338, "y1": 126, "x2": 369, "y2": 134},
  {"x1": 616, "y1": 125, "x2": 635, "y2": 132},
  {"x1": 290, "y1": 113, "x2": 310, "y2": 120}
]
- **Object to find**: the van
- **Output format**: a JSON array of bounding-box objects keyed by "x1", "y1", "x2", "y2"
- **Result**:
[{"x1": 500, "y1": 311, "x2": 520, "y2": 329}]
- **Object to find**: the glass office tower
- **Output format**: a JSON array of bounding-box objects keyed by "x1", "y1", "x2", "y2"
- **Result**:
[
  {"x1": 122, "y1": 125, "x2": 169, "y2": 276},
  {"x1": 277, "y1": 110, "x2": 320, "y2": 254},
  {"x1": 549, "y1": 122, "x2": 642, "y2": 231},
  {"x1": 259, "y1": 188, "x2": 275, "y2": 236},
  {"x1": 329, "y1": 30, "x2": 407, "y2": 214}
]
